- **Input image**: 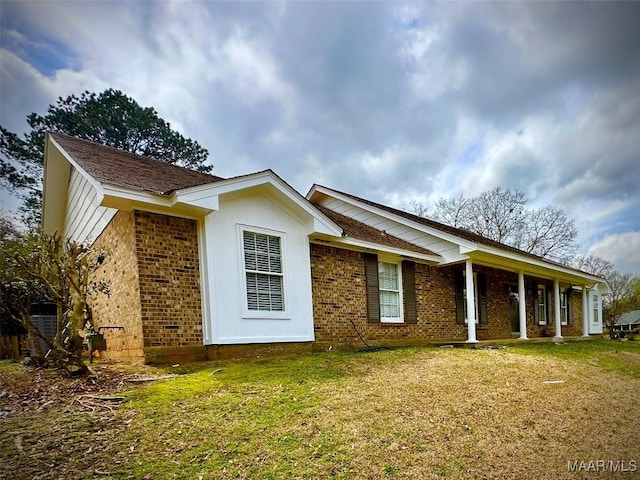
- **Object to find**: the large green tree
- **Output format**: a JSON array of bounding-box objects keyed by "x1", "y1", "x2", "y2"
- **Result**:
[{"x1": 1, "y1": 89, "x2": 211, "y2": 227}]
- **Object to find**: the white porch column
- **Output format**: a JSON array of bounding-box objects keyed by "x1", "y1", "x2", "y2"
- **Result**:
[
  {"x1": 465, "y1": 260, "x2": 478, "y2": 343},
  {"x1": 553, "y1": 279, "x2": 562, "y2": 342},
  {"x1": 582, "y1": 287, "x2": 589, "y2": 337},
  {"x1": 518, "y1": 270, "x2": 528, "y2": 340}
]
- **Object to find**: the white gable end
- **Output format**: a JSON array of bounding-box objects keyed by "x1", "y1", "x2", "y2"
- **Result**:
[
  {"x1": 64, "y1": 168, "x2": 117, "y2": 244},
  {"x1": 314, "y1": 195, "x2": 468, "y2": 263}
]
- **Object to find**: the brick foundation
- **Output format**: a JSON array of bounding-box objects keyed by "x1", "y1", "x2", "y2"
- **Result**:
[{"x1": 206, "y1": 342, "x2": 313, "y2": 361}]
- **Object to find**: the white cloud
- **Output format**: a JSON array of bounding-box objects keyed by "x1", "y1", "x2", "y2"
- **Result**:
[
  {"x1": 588, "y1": 232, "x2": 640, "y2": 275},
  {"x1": 1, "y1": 0, "x2": 639, "y2": 263}
]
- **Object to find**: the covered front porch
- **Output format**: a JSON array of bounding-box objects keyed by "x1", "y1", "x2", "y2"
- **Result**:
[{"x1": 454, "y1": 253, "x2": 609, "y2": 344}]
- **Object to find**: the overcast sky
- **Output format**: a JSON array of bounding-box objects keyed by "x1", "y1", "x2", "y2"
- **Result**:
[{"x1": 1, "y1": 1, "x2": 639, "y2": 274}]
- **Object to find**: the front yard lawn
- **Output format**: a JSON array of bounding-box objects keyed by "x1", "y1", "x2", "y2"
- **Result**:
[{"x1": 1, "y1": 339, "x2": 638, "y2": 479}]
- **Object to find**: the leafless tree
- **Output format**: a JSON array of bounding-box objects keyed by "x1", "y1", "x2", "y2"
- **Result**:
[
  {"x1": 570, "y1": 255, "x2": 615, "y2": 278},
  {"x1": 431, "y1": 195, "x2": 472, "y2": 229},
  {"x1": 6, "y1": 231, "x2": 109, "y2": 375},
  {"x1": 603, "y1": 271, "x2": 637, "y2": 331},
  {"x1": 411, "y1": 187, "x2": 578, "y2": 262}
]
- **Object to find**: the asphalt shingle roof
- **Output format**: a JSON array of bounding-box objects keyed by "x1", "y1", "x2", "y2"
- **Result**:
[
  {"x1": 313, "y1": 185, "x2": 601, "y2": 277},
  {"x1": 615, "y1": 310, "x2": 640, "y2": 326},
  {"x1": 314, "y1": 205, "x2": 438, "y2": 257},
  {"x1": 49, "y1": 133, "x2": 224, "y2": 194}
]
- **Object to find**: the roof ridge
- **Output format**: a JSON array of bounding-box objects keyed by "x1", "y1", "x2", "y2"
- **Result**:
[
  {"x1": 48, "y1": 132, "x2": 224, "y2": 195},
  {"x1": 313, "y1": 184, "x2": 600, "y2": 278},
  {"x1": 48, "y1": 132, "x2": 219, "y2": 179}
]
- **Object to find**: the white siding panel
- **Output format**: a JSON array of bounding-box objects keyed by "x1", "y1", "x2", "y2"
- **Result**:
[
  {"x1": 203, "y1": 189, "x2": 316, "y2": 344},
  {"x1": 316, "y1": 195, "x2": 464, "y2": 262},
  {"x1": 64, "y1": 169, "x2": 116, "y2": 244}
]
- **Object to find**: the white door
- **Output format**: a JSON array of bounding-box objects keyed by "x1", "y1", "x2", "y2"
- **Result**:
[{"x1": 589, "y1": 290, "x2": 603, "y2": 334}]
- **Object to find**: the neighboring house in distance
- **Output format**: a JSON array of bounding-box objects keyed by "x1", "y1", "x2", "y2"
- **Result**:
[
  {"x1": 615, "y1": 310, "x2": 640, "y2": 331},
  {"x1": 42, "y1": 133, "x2": 610, "y2": 363}
]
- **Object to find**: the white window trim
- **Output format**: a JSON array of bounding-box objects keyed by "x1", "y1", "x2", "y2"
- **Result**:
[
  {"x1": 560, "y1": 291, "x2": 568, "y2": 326},
  {"x1": 378, "y1": 257, "x2": 403, "y2": 324},
  {"x1": 238, "y1": 224, "x2": 290, "y2": 320},
  {"x1": 463, "y1": 272, "x2": 479, "y2": 325},
  {"x1": 592, "y1": 292, "x2": 600, "y2": 324},
  {"x1": 537, "y1": 285, "x2": 547, "y2": 325}
]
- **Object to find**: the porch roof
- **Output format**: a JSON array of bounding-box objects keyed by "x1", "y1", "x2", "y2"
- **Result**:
[{"x1": 307, "y1": 184, "x2": 609, "y2": 291}]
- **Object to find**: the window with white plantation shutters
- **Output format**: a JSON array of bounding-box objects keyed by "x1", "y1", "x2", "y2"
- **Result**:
[
  {"x1": 378, "y1": 261, "x2": 401, "y2": 321},
  {"x1": 243, "y1": 231, "x2": 284, "y2": 312}
]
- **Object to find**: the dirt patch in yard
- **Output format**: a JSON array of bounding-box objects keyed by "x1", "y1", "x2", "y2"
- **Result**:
[
  {"x1": 310, "y1": 349, "x2": 640, "y2": 479},
  {"x1": 0, "y1": 362, "x2": 170, "y2": 418},
  {"x1": 1, "y1": 344, "x2": 639, "y2": 479}
]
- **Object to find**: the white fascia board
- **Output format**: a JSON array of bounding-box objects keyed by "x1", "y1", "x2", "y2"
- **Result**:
[
  {"x1": 308, "y1": 185, "x2": 476, "y2": 250},
  {"x1": 177, "y1": 171, "x2": 343, "y2": 236},
  {"x1": 101, "y1": 184, "x2": 173, "y2": 208},
  {"x1": 474, "y1": 244, "x2": 607, "y2": 285},
  {"x1": 43, "y1": 135, "x2": 104, "y2": 233},
  {"x1": 48, "y1": 135, "x2": 105, "y2": 197},
  {"x1": 172, "y1": 190, "x2": 219, "y2": 211},
  {"x1": 325, "y1": 237, "x2": 441, "y2": 263},
  {"x1": 459, "y1": 244, "x2": 479, "y2": 254}
]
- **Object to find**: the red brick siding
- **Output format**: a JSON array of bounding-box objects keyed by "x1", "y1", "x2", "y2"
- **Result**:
[
  {"x1": 89, "y1": 211, "x2": 145, "y2": 360},
  {"x1": 310, "y1": 244, "x2": 469, "y2": 348},
  {"x1": 133, "y1": 211, "x2": 203, "y2": 349},
  {"x1": 310, "y1": 244, "x2": 584, "y2": 346}
]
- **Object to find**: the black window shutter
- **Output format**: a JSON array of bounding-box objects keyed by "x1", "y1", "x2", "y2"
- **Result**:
[
  {"x1": 364, "y1": 253, "x2": 380, "y2": 323},
  {"x1": 566, "y1": 289, "x2": 572, "y2": 325},
  {"x1": 532, "y1": 284, "x2": 539, "y2": 324},
  {"x1": 478, "y1": 273, "x2": 488, "y2": 325},
  {"x1": 454, "y1": 269, "x2": 465, "y2": 324},
  {"x1": 402, "y1": 261, "x2": 417, "y2": 324},
  {"x1": 546, "y1": 288, "x2": 552, "y2": 325}
]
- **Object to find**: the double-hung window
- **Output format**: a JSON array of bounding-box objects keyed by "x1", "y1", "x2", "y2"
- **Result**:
[
  {"x1": 592, "y1": 293, "x2": 599, "y2": 324},
  {"x1": 242, "y1": 229, "x2": 285, "y2": 314},
  {"x1": 378, "y1": 261, "x2": 402, "y2": 323},
  {"x1": 560, "y1": 291, "x2": 568, "y2": 325},
  {"x1": 537, "y1": 285, "x2": 547, "y2": 325}
]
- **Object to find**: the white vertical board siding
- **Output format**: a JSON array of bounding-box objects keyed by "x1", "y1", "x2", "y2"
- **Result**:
[
  {"x1": 317, "y1": 197, "x2": 464, "y2": 262},
  {"x1": 202, "y1": 189, "x2": 315, "y2": 344},
  {"x1": 64, "y1": 169, "x2": 116, "y2": 244}
]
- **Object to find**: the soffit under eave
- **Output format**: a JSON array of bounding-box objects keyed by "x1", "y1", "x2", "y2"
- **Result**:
[{"x1": 460, "y1": 250, "x2": 605, "y2": 286}]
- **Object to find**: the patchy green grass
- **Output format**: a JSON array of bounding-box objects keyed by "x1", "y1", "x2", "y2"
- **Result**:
[
  {"x1": 507, "y1": 338, "x2": 640, "y2": 378},
  {"x1": 2, "y1": 340, "x2": 639, "y2": 479}
]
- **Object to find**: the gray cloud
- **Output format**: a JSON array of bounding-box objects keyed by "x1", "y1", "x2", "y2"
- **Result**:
[{"x1": 1, "y1": 1, "x2": 639, "y2": 271}]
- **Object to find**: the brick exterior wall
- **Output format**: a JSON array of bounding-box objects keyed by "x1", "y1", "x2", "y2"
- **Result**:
[
  {"x1": 133, "y1": 211, "x2": 204, "y2": 359},
  {"x1": 310, "y1": 244, "x2": 468, "y2": 348},
  {"x1": 90, "y1": 211, "x2": 145, "y2": 361},
  {"x1": 524, "y1": 281, "x2": 585, "y2": 338},
  {"x1": 89, "y1": 210, "x2": 205, "y2": 363},
  {"x1": 310, "y1": 244, "x2": 584, "y2": 348},
  {"x1": 89, "y1": 213, "x2": 587, "y2": 362}
]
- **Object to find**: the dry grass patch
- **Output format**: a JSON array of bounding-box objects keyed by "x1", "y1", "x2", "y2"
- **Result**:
[{"x1": 1, "y1": 340, "x2": 638, "y2": 479}]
